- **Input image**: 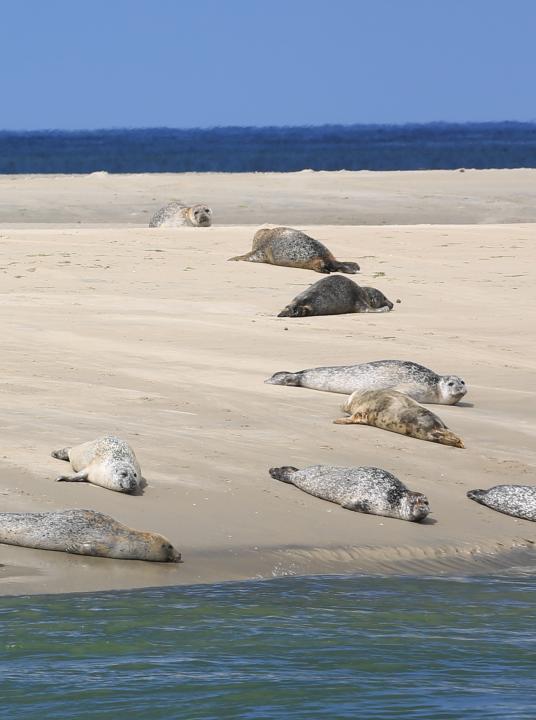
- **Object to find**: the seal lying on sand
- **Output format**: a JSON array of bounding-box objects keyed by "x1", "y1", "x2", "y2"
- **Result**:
[
  {"x1": 266, "y1": 359, "x2": 467, "y2": 405},
  {"x1": 0, "y1": 509, "x2": 181, "y2": 561},
  {"x1": 51, "y1": 435, "x2": 142, "y2": 494},
  {"x1": 334, "y1": 389, "x2": 465, "y2": 448},
  {"x1": 277, "y1": 275, "x2": 393, "y2": 317},
  {"x1": 270, "y1": 465, "x2": 430, "y2": 522},
  {"x1": 229, "y1": 227, "x2": 359, "y2": 274},
  {"x1": 149, "y1": 201, "x2": 212, "y2": 228},
  {"x1": 467, "y1": 486, "x2": 536, "y2": 521}
]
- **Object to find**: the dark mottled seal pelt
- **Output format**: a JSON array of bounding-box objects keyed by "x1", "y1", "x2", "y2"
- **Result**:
[
  {"x1": 265, "y1": 359, "x2": 467, "y2": 405},
  {"x1": 228, "y1": 227, "x2": 359, "y2": 274},
  {"x1": 270, "y1": 465, "x2": 430, "y2": 522},
  {"x1": 149, "y1": 201, "x2": 212, "y2": 228},
  {"x1": 51, "y1": 435, "x2": 142, "y2": 494},
  {"x1": 0, "y1": 509, "x2": 181, "y2": 561},
  {"x1": 467, "y1": 486, "x2": 536, "y2": 521},
  {"x1": 278, "y1": 275, "x2": 393, "y2": 317},
  {"x1": 334, "y1": 389, "x2": 465, "y2": 447}
]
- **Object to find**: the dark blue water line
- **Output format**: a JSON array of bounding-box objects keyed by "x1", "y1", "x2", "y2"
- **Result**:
[{"x1": 1, "y1": 122, "x2": 535, "y2": 173}]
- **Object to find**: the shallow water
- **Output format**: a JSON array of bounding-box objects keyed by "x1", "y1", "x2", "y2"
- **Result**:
[{"x1": 1, "y1": 574, "x2": 536, "y2": 719}]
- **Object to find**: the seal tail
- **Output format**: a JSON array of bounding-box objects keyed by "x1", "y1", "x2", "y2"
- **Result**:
[
  {"x1": 431, "y1": 429, "x2": 465, "y2": 448},
  {"x1": 228, "y1": 249, "x2": 263, "y2": 262},
  {"x1": 51, "y1": 447, "x2": 71, "y2": 461},
  {"x1": 467, "y1": 489, "x2": 486, "y2": 503},
  {"x1": 331, "y1": 261, "x2": 360, "y2": 274},
  {"x1": 269, "y1": 467, "x2": 299, "y2": 483},
  {"x1": 264, "y1": 371, "x2": 302, "y2": 386}
]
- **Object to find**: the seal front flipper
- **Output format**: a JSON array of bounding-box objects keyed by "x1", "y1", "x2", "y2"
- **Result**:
[
  {"x1": 56, "y1": 470, "x2": 90, "y2": 483},
  {"x1": 333, "y1": 414, "x2": 364, "y2": 425},
  {"x1": 51, "y1": 447, "x2": 71, "y2": 461}
]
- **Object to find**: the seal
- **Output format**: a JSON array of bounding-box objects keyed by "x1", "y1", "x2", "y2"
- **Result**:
[
  {"x1": 0, "y1": 509, "x2": 181, "y2": 561},
  {"x1": 149, "y1": 201, "x2": 212, "y2": 228},
  {"x1": 51, "y1": 435, "x2": 143, "y2": 494},
  {"x1": 228, "y1": 227, "x2": 359, "y2": 274},
  {"x1": 334, "y1": 389, "x2": 465, "y2": 447},
  {"x1": 265, "y1": 359, "x2": 467, "y2": 405},
  {"x1": 269, "y1": 465, "x2": 430, "y2": 522},
  {"x1": 467, "y1": 486, "x2": 536, "y2": 521},
  {"x1": 277, "y1": 275, "x2": 393, "y2": 317}
]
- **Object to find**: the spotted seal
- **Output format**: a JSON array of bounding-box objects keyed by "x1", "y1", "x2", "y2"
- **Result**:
[
  {"x1": 149, "y1": 201, "x2": 212, "y2": 228},
  {"x1": 228, "y1": 227, "x2": 359, "y2": 274},
  {"x1": 334, "y1": 389, "x2": 465, "y2": 447},
  {"x1": 467, "y1": 486, "x2": 536, "y2": 521},
  {"x1": 269, "y1": 465, "x2": 430, "y2": 522},
  {"x1": 266, "y1": 359, "x2": 467, "y2": 405},
  {"x1": 0, "y1": 509, "x2": 180, "y2": 561},
  {"x1": 278, "y1": 275, "x2": 393, "y2": 317},
  {"x1": 51, "y1": 435, "x2": 143, "y2": 494}
]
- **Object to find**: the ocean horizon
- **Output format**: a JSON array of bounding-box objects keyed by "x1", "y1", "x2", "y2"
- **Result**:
[{"x1": 1, "y1": 121, "x2": 536, "y2": 174}]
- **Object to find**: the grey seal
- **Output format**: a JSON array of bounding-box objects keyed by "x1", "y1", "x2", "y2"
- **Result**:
[
  {"x1": 266, "y1": 359, "x2": 467, "y2": 405},
  {"x1": 467, "y1": 486, "x2": 536, "y2": 521},
  {"x1": 334, "y1": 389, "x2": 465, "y2": 448},
  {"x1": 0, "y1": 509, "x2": 181, "y2": 561},
  {"x1": 51, "y1": 435, "x2": 142, "y2": 494},
  {"x1": 149, "y1": 201, "x2": 212, "y2": 228},
  {"x1": 278, "y1": 275, "x2": 393, "y2": 317},
  {"x1": 269, "y1": 465, "x2": 430, "y2": 522},
  {"x1": 228, "y1": 227, "x2": 359, "y2": 274}
]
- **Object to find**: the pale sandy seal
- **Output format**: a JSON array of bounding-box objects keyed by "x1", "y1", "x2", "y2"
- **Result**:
[
  {"x1": 334, "y1": 389, "x2": 465, "y2": 447},
  {"x1": 266, "y1": 359, "x2": 467, "y2": 405},
  {"x1": 0, "y1": 509, "x2": 180, "y2": 561},
  {"x1": 467, "y1": 486, "x2": 536, "y2": 521},
  {"x1": 51, "y1": 435, "x2": 143, "y2": 494},
  {"x1": 269, "y1": 465, "x2": 430, "y2": 522},
  {"x1": 228, "y1": 227, "x2": 359, "y2": 274},
  {"x1": 149, "y1": 201, "x2": 212, "y2": 228},
  {"x1": 278, "y1": 275, "x2": 393, "y2": 317}
]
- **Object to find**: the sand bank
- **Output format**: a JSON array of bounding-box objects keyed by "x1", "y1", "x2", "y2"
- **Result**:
[
  {"x1": 1, "y1": 168, "x2": 536, "y2": 227},
  {"x1": 0, "y1": 220, "x2": 534, "y2": 595}
]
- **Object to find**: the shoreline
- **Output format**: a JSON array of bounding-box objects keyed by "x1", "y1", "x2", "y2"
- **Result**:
[{"x1": 0, "y1": 216, "x2": 534, "y2": 596}]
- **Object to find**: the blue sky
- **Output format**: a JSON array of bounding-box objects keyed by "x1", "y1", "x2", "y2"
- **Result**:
[{"x1": 0, "y1": 0, "x2": 534, "y2": 129}]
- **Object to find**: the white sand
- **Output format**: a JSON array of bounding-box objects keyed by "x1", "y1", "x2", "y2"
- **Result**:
[{"x1": 0, "y1": 173, "x2": 535, "y2": 595}]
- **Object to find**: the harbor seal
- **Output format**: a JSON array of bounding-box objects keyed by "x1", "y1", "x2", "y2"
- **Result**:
[
  {"x1": 228, "y1": 227, "x2": 359, "y2": 274},
  {"x1": 149, "y1": 201, "x2": 212, "y2": 228},
  {"x1": 278, "y1": 275, "x2": 393, "y2": 317},
  {"x1": 51, "y1": 435, "x2": 143, "y2": 494},
  {"x1": 269, "y1": 465, "x2": 430, "y2": 522},
  {"x1": 334, "y1": 389, "x2": 465, "y2": 448},
  {"x1": 467, "y1": 486, "x2": 536, "y2": 521},
  {"x1": 265, "y1": 359, "x2": 467, "y2": 405},
  {"x1": 0, "y1": 509, "x2": 181, "y2": 561}
]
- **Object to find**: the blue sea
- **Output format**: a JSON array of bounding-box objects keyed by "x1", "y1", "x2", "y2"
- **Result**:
[
  {"x1": 1, "y1": 122, "x2": 536, "y2": 173},
  {"x1": 1, "y1": 573, "x2": 536, "y2": 719}
]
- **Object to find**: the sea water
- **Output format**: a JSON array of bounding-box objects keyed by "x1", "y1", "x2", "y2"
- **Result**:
[
  {"x1": 1, "y1": 122, "x2": 536, "y2": 173},
  {"x1": 1, "y1": 573, "x2": 535, "y2": 719}
]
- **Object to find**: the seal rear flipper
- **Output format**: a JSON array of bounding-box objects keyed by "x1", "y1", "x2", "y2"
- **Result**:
[
  {"x1": 269, "y1": 467, "x2": 299, "y2": 483},
  {"x1": 264, "y1": 371, "x2": 302, "y2": 386},
  {"x1": 431, "y1": 429, "x2": 465, "y2": 448},
  {"x1": 331, "y1": 261, "x2": 360, "y2": 274},
  {"x1": 51, "y1": 447, "x2": 71, "y2": 461},
  {"x1": 228, "y1": 249, "x2": 264, "y2": 262},
  {"x1": 56, "y1": 470, "x2": 90, "y2": 483}
]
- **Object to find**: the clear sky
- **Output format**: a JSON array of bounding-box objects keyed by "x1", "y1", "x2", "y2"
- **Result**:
[{"x1": 0, "y1": 0, "x2": 534, "y2": 130}]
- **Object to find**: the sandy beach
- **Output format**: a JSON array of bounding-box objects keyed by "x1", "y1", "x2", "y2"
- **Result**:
[{"x1": 0, "y1": 171, "x2": 535, "y2": 595}]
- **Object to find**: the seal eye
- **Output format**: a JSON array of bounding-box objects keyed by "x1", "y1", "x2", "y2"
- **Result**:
[{"x1": 448, "y1": 382, "x2": 454, "y2": 387}]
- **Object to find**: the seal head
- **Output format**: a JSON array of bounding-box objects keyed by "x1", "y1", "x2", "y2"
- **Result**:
[{"x1": 437, "y1": 375, "x2": 467, "y2": 404}]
